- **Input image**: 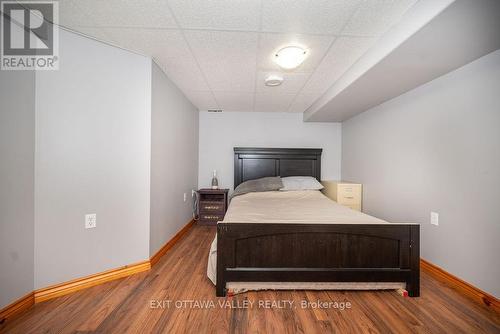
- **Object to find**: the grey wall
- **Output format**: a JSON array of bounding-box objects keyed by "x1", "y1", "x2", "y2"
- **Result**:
[
  {"x1": 1, "y1": 28, "x2": 200, "y2": 307},
  {"x1": 0, "y1": 70, "x2": 35, "y2": 308},
  {"x1": 34, "y1": 29, "x2": 152, "y2": 289},
  {"x1": 149, "y1": 62, "x2": 198, "y2": 256},
  {"x1": 198, "y1": 112, "x2": 341, "y2": 190},
  {"x1": 342, "y1": 50, "x2": 500, "y2": 297}
]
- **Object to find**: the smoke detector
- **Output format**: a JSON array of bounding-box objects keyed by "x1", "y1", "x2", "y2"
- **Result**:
[{"x1": 264, "y1": 74, "x2": 283, "y2": 87}]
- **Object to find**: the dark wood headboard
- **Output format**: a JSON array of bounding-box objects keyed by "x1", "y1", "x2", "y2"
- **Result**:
[{"x1": 233, "y1": 147, "x2": 322, "y2": 188}]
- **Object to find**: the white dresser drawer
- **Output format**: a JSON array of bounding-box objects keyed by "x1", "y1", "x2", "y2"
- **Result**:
[
  {"x1": 345, "y1": 203, "x2": 362, "y2": 211},
  {"x1": 338, "y1": 185, "x2": 361, "y2": 203}
]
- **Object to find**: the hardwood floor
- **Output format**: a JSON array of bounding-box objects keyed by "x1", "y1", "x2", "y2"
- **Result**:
[{"x1": 1, "y1": 225, "x2": 499, "y2": 333}]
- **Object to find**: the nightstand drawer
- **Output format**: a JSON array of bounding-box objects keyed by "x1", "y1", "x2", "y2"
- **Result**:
[
  {"x1": 338, "y1": 185, "x2": 361, "y2": 197},
  {"x1": 199, "y1": 201, "x2": 225, "y2": 213},
  {"x1": 345, "y1": 203, "x2": 362, "y2": 212},
  {"x1": 337, "y1": 197, "x2": 359, "y2": 207},
  {"x1": 337, "y1": 185, "x2": 361, "y2": 203},
  {"x1": 337, "y1": 193, "x2": 360, "y2": 205},
  {"x1": 199, "y1": 214, "x2": 224, "y2": 224}
]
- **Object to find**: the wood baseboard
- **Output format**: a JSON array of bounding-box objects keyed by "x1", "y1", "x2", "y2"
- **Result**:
[
  {"x1": 34, "y1": 218, "x2": 196, "y2": 304},
  {"x1": 0, "y1": 218, "x2": 196, "y2": 321},
  {"x1": 34, "y1": 260, "x2": 151, "y2": 303},
  {"x1": 150, "y1": 218, "x2": 196, "y2": 267},
  {"x1": 421, "y1": 258, "x2": 499, "y2": 313},
  {"x1": 0, "y1": 292, "x2": 35, "y2": 323}
]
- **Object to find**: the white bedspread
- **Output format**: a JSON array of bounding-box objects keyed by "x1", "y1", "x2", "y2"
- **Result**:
[
  {"x1": 207, "y1": 190, "x2": 395, "y2": 288},
  {"x1": 223, "y1": 190, "x2": 388, "y2": 225}
]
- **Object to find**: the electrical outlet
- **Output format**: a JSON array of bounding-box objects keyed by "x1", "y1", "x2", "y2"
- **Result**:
[
  {"x1": 191, "y1": 189, "x2": 195, "y2": 197},
  {"x1": 85, "y1": 214, "x2": 96, "y2": 229},
  {"x1": 183, "y1": 193, "x2": 187, "y2": 202},
  {"x1": 430, "y1": 212, "x2": 439, "y2": 226}
]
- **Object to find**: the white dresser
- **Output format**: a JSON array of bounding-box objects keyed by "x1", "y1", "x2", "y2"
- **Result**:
[{"x1": 321, "y1": 180, "x2": 362, "y2": 212}]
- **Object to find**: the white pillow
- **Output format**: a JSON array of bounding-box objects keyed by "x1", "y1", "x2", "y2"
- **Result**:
[{"x1": 280, "y1": 176, "x2": 323, "y2": 191}]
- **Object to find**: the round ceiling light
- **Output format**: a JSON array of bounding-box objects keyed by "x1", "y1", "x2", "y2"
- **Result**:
[
  {"x1": 264, "y1": 74, "x2": 283, "y2": 87},
  {"x1": 273, "y1": 46, "x2": 308, "y2": 70}
]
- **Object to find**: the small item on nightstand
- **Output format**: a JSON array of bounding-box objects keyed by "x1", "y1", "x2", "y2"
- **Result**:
[
  {"x1": 197, "y1": 188, "x2": 229, "y2": 225},
  {"x1": 211, "y1": 170, "x2": 219, "y2": 189}
]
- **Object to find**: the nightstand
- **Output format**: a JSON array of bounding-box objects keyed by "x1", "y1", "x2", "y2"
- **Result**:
[
  {"x1": 321, "y1": 181, "x2": 362, "y2": 211},
  {"x1": 197, "y1": 189, "x2": 229, "y2": 225}
]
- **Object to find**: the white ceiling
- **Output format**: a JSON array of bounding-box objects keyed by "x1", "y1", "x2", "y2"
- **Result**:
[
  {"x1": 305, "y1": 0, "x2": 500, "y2": 121},
  {"x1": 57, "y1": 0, "x2": 419, "y2": 113}
]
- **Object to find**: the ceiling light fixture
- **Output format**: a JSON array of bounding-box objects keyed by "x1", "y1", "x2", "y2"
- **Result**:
[
  {"x1": 264, "y1": 74, "x2": 283, "y2": 87},
  {"x1": 274, "y1": 46, "x2": 308, "y2": 70}
]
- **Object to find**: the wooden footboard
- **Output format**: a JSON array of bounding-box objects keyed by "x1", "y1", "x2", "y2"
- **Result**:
[{"x1": 216, "y1": 223, "x2": 420, "y2": 297}]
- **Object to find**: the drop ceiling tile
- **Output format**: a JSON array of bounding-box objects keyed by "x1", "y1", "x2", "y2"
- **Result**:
[
  {"x1": 254, "y1": 92, "x2": 296, "y2": 112},
  {"x1": 168, "y1": 0, "x2": 260, "y2": 31},
  {"x1": 258, "y1": 33, "x2": 334, "y2": 72},
  {"x1": 60, "y1": 0, "x2": 177, "y2": 28},
  {"x1": 185, "y1": 31, "x2": 258, "y2": 92},
  {"x1": 158, "y1": 60, "x2": 210, "y2": 92},
  {"x1": 70, "y1": 27, "x2": 155, "y2": 56},
  {"x1": 302, "y1": 36, "x2": 376, "y2": 94},
  {"x1": 183, "y1": 91, "x2": 218, "y2": 110},
  {"x1": 342, "y1": 0, "x2": 417, "y2": 37},
  {"x1": 56, "y1": 0, "x2": 424, "y2": 116},
  {"x1": 184, "y1": 30, "x2": 258, "y2": 64},
  {"x1": 84, "y1": 28, "x2": 209, "y2": 92},
  {"x1": 66, "y1": 27, "x2": 113, "y2": 43},
  {"x1": 200, "y1": 63, "x2": 256, "y2": 92},
  {"x1": 58, "y1": 0, "x2": 93, "y2": 28},
  {"x1": 256, "y1": 71, "x2": 311, "y2": 94},
  {"x1": 213, "y1": 91, "x2": 254, "y2": 112},
  {"x1": 287, "y1": 93, "x2": 321, "y2": 113},
  {"x1": 261, "y1": 0, "x2": 361, "y2": 34}
]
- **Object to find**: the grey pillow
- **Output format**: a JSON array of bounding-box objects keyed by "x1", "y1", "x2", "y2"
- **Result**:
[{"x1": 231, "y1": 176, "x2": 283, "y2": 199}]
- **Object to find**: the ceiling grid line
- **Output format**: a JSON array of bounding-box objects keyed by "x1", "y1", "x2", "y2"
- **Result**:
[
  {"x1": 67, "y1": 25, "x2": 383, "y2": 39},
  {"x1": 55, "y1": 0, "x2": 438, "y2": 114},
  {"x1": 298, "y1": 0, "x2": 419, "y2": 114},
  {"x1": 286, "y1": 0, "x2": 365, "y2": 112},
  {"x1": 164, "y1": 0, "x2": 220, "y2": 109},
  {"x1": 252, "y1": 0, "x2": 265, "y2": 112}
]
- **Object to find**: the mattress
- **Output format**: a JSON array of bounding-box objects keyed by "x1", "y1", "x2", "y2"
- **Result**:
[
  {"x1": 223, "y1": 190, "x2": 388, "y2": 225},
  {"x1": 207, "y1": 190, "x2": 404, "y2": 293}
]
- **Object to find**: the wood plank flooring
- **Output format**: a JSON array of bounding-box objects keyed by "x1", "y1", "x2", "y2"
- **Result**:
[{"x1": 1, "y1": 225, "x2": 499, "y2": 333}]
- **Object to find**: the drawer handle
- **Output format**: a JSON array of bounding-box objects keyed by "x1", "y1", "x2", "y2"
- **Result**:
[
  {"x1": 202, "y1": 215, "x2": 220, "y2": 220},
  {"x1": 203, "y1": 205, "x2": 221, "y2": 210},
  {"x1": 344, "y1": 196, "x2": 354, "y2": 199}
]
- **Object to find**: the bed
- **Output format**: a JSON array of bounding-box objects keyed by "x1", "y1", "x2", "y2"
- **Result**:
[{"x1": 211, "y1": 147, "x2": 420, "y2": 297}]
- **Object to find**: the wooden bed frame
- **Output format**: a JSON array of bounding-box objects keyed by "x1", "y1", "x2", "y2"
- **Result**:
[{"x1": 216, "y1": 148, "x2": 420, "y2": 297}]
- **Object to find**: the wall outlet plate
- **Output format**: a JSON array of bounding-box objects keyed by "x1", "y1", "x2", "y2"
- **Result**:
[
  {"x1": 183, "y1": 193, "x2": 187, "y2": 202},
  {"x1": 431, "y1": 212, "x2": 439, "y2": 226},
  {"x1": 85, "y1": 214, "x2": 96, "y2": 229}
]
